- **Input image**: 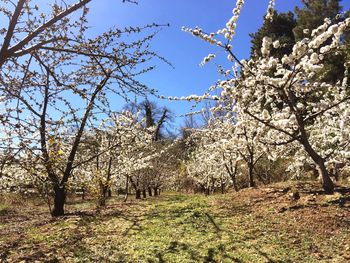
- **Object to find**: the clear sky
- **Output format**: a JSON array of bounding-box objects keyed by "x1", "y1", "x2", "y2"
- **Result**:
[{"x1": 84, "y1": 0, "x2": 350, "y2": 132}]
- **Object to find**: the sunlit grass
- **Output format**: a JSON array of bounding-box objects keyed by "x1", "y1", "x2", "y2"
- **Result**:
[{"x1": 1, "y1": 189, "x2": 350, "y2": 262}]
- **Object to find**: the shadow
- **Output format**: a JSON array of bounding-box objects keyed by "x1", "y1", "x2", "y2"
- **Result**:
[
  {"x1": 155, "y1": 252, "x2": 165, "y2": 263},
  {"x1": 164, "y1": 241, "x2": 243, "y2": 263},
  {"x1": 253, "y1": 246, "x2": 293, "y2": 263},
  {"x1": 64, "y1": 211, "x2": 96, "y2": 217},
  {"x1": 334, "y1": 186, "x2": 350, "y2": 195},
  {"x1": 295, "y1": 183, "x2": 350, "y2": 196},
  {"x1": 327, "y1": 195, "x2": 350, "y2": 207},
  {"x1": 205, "y1": 212, "x2": 221, "y2": 232},
  {"x1": 122, "y1": 216, "x2": 144, "y2": 236},
  {"x1": 204, "y1": 248, "x2": 215, "y2": 263}
]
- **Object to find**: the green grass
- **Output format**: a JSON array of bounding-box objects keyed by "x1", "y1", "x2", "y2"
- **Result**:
[{"x1": 1, "y1": 189, "x2": 350, "y2": 262}]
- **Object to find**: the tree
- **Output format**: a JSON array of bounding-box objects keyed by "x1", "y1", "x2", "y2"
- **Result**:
[
  {"x1": 184, "y1": 0, "x2": 350, "y2": 194},
  {"x1": 1, "y1": 1, "x2": 164, "y2": 216},
  {"x1": 72, "y1": 111, "x2": 154, "y2": 206},
  {"x1": 124, "y1": 100, "x2": 173, "y2": 141},
  {"x1": 186, "y1": 112, "x2": 268, "y2": 193},
  {"x1": 293, "y1": 0, "x2": 342, "y2": 41}
]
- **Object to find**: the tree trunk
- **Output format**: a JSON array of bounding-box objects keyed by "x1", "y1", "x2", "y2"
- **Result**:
[
  {"x1": 221, "y1": 181, "x2": 225, "y2": 194},
  {"x1": 98, "y1": 185, "x2": 108, "y2": 207},
  {"x1": 153, "y1": 187, "x2": 158, "y2": 196},
  {"x1": 142, "y1": 189, "x2": 147, "y2": 199},
  {"x1": 52, "y1": 185, "x2": 66, "y2": 217},
  {"x1": 300, "y1": 136, "x2": 334, "y2": 194},
  {"x1": 296, "y1": 111, "x2": 334, "y2": 194},
  {"x1": 124, "y1": 176, "x2": 129, "y2": 202},
  {"x1": 148, "y1": 187, "x2": 153, "y2": 197},
  {"x1": 108, "y1": 188, "x2": 112, "y2": 198},
  {"x1": 135, "y1": 189, "x2": 141, "y2": 199},
  {"x1": 248, "y1": 164, "x2": 255, "y2": 188},
  {"x1": 317, "y1": 161, "x2": 334, "y2": 194},
  {"x1": 231, "y1": 175, "x2": 238, "y2": 191},
  {"x1": 98, "y1": 196, "x2": 106, "y2": 207}
]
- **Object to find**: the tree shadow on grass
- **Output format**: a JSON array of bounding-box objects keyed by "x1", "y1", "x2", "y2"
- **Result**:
[
  {"x1": 252, "y1": 245, "x2": 293, "y2": 263},
  {"x1": 152, "y1": 240, "x2": 243, "y2": 263}
]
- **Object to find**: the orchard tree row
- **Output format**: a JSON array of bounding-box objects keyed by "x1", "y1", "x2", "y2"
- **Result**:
[
  {"x1": 0, "y1": 0, "x2": 177, "y2": 216},
  {"x1": 0, "y1": 0, "x2": 350, "y2": 218}
]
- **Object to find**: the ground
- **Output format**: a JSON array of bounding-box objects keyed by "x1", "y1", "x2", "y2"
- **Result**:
[{"x1": 1, "y1": 181, "x2": 350, "y2": 263}]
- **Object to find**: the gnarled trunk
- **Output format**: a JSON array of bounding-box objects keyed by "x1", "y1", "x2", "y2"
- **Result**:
[{"x1": 52, "y1": 185, "x2": 66, "y2": 217}]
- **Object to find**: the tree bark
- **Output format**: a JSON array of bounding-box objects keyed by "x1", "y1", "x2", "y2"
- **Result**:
[
  {"x1": 135, "y1": 189, "x2": 141, "y2": 199},
  {"x1": 148, "y1": 187, "x2": 153, "y2": 197},
  {"x1": 221, "y1": 181, "x2": 225, "y2": 194},
  {"x1": 142, "y1": 189, "x2": 147, "y2": 199},
  {"x1": 52, "y1": 185, "x2": 66, "y2": 217},
  {"x1": 124, "y1": 176, "x2": 129, "y2": 202},
  {"x1": 98, "y1": 185, "x2": 108, "y2": 207},
  {"x1": 153, "y1": 187, "x2": 158, "y2": 196},
  {"x1": 248, "y1": 163, "x2": 255, "y2": 188},
  {"x1": 231, "y1": 175, "x2": 238, "y2": 191},
  {"x1": 225, "y1": 162, "x2": 238, "y2": 191},
  {"x1": 317, "y1": 160, "x2": 334, "y2": 194},
  {"x1": 299, "y1": 129, "x2": 334, "y2": 194}
]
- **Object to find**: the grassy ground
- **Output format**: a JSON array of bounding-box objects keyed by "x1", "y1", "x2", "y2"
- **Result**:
[{"x1": 1, "y1": 182, "x2": 350, "y2": 262}]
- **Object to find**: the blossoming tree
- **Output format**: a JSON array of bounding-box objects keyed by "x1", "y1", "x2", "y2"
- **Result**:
[
  {"x1": 184, "y1": 0, "x2": 350, "y2": 194},
  {"x1": 0, "y1": 1, "x2": 164, "y2": 216}
]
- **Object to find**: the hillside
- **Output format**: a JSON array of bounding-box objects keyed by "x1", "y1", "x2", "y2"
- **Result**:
[{"x1": 1, "y1": 181, "x2": 350, "y2": 262}]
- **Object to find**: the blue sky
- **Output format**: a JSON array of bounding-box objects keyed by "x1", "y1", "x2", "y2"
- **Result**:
[
  {"x1": 2, "y1": 0, "x2": 349, "y2": 133},
  {"x1": 85, "y1": 0, "x2": 350, "y2": 131},
  {"x1": 87, "y1": 0, "x2": 301, "y2": 103}
]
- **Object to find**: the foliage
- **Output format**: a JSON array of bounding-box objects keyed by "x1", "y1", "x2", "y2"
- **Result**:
[{"x1": 250, "y1": 11, "x2": 296, "y2": 59}]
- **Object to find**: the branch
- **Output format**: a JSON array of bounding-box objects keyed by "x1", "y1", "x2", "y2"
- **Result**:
[
  {"x1": 0, "y1": 0, "x2": 26, "y2": 64},
  {"x1": 7, "y1": 0, "x2": 92, "y2": 56},
  {"x1": 259, "y1": 135, "x2": 299, "y2": 146},
  {"x1": 72, "y1": 142, "x2": 120, "y2": 169},
  {"x1": 12, "y1": 38, "x2": 65, "y2": 57},
  {"x1": 304, "y1": 95, "x2": 350, "y2": 123},
  {"x1": 244, "y1": 109, "x2": 296, "y2": 138},
  {"x1": 61, "y1": 72, "x2": 111, "y2": 184},
  {"x1": 38, "y1": 46, "x2": 118, "y2": 60}
]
